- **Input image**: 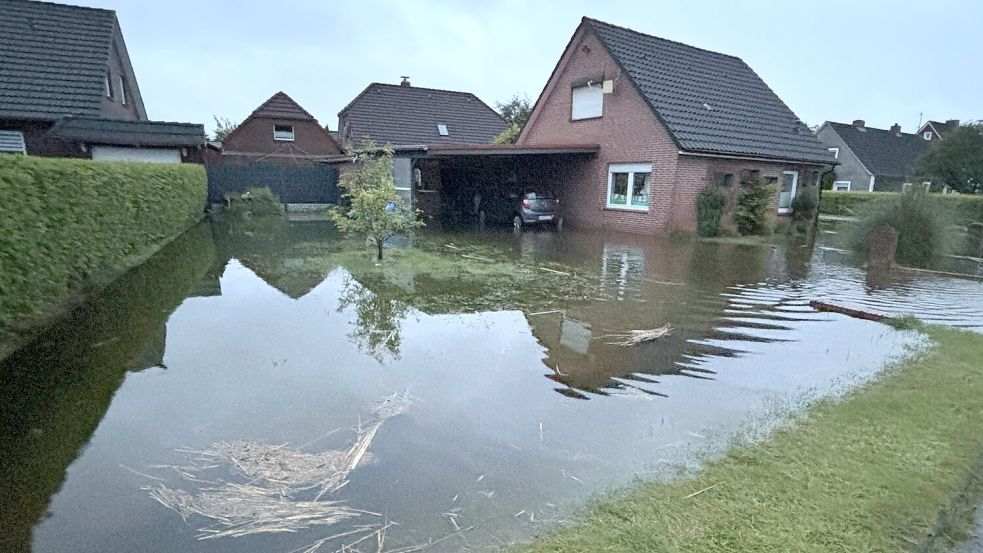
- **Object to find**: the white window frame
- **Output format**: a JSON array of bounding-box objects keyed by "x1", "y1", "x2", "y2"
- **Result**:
[
  {"x1": 778, "y1": 170, "x2": 798, "y2": 214},
  {"x1": 923, "y1": 131, "x2": 933, "y2": 140},
  {"x1": 105, "y1": 71, "x2": 113, "y2": 99},
  {"x1": 571, "y1": 85, "x2": 603, "y2": 120},
  {"x1": 273, "y1": 124, "x2": 295, "y2": 142},
  {"x1": 437, "y1": 124, "x2": 449, "y2": 136},
  {"x1": 832, "y1": 180, "x2": 851, "y2": 191},
  {"x1": 118, "y1": 76, "x2": 127, "y2": 105},
  {"x1": 828, "y1": 147, "x2": 839, "y2": 160},
  {"x1": 606, "y1": 163, "x2": 652, "y2": 211}
]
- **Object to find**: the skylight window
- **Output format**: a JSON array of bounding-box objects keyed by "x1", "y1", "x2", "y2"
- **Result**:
[{"x1": 437, "y1": 124, "x2": 449, "y2": 136}]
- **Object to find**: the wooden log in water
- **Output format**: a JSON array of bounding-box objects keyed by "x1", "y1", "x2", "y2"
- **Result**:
[{"x1": 808, "y1": 300, "x2": 888, "y2": 322}]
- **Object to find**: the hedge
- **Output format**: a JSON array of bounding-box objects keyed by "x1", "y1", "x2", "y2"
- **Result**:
[
  {"x1": 820, "y1": 191, "x2": 983, "y2": 226},
  {"x1": 0, "y1": 155, "x2": 206, "y2": 349}
]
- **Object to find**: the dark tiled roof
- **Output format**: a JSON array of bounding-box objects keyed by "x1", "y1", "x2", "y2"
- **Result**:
[
  {"x1": 249, "y1": 91, "x2": 317, "y2": 121},
  {"x1": 47, "y1": 116, "x2": 205, "y2": 146},
  {"x1": 925, "y1": 120, "x2": 959, "y2": 137},
  {"x1": 0, "y1": 0, "x2": 117, "y2": 119},
  {"x1": 339, "y1": 83, "x2": 507, "y2": 146},
  {"x1": 827, "y1": 122, "x2": 929, "y2": 178},
  {"x1": 585, "y1": 18, "x2": 833, "y2": 164}
]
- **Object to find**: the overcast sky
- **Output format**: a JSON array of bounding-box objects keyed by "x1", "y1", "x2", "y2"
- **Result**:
[{"x1": 74, "y1": 0, "x2": 980, "y2": 134}]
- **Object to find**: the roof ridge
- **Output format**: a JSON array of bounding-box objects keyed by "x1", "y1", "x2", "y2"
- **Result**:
[
  {"x1": 6, "y1": 0, "x2": 116, "y2": 15},
  {"x1": 827, "y1": 121, "x2": 920, "y2": 138},
  {"x1": 56, "y1": 115, "x2": 204, "y2": 127},
  {"x1": 247, "y1": 91, "x2": 317, "y2": 120},
  {"x1": 583, "y1": 17, "x2": 740, "y2": 61},
  {"x1": 362, "y1": 82, "x2": 484, "y2": 97}
]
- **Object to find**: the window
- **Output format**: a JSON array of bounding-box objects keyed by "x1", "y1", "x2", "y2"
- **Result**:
[
  {"x1": 832, "y1": 180, "x2": 851, "y2": 191},
  {"x1": 571, "y1": 85, "x2": 603, "y2": 120},
  {"x1": 778, "y1": 171, "x2": 798, "y2": 213},
  {"x1": 607, "y1": 163, "x2": 651, "y2": 210},
  {"x1": 714, "y1": 172, "x2": 734, "y2": 187},
  {"x1": 923, "y1": 131, "x2": 933, "y2": 140},
  {"x1": 273, "y1": 124, "x2": 295, "y2": 141},
  {"x1": 0, "y1": 130, "x2": 27, "y2": 154},
  {"x1": 437, "y1": 124, "x2": 449, "y2": 136},
  {"x1": 105, "y1": 70, "x2": 113, "y2": 99},
  {"x1": 828, "y1": 147, "x2": 839, "y2": 159},
  {"x1": 118, "y1": 76, "x2": 127, "y2": 105}
]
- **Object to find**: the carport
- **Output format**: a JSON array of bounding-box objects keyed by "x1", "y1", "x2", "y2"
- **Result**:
[{"x1": 392, "y1": 143, "x2": 599, "y2": 228}]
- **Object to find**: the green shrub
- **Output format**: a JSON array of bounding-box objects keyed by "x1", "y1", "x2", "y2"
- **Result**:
[
  {"x1": 734, "y1": 176, "x2": 774, "y2": 235},
  {"x1": 696, "y1": 186, "x2": 727, "y2": 237},
  {"x1": 846, "y1": 188, "x2": 952, "y2": 268},
  {"x1": 790, "y1": 187, "x2": 819, "y2": 235},
  {"x1": 0, "y1": 156, "x2": 206, "y2": 346},
  {"x1": 225, "y1": 186, "x2": 283, "y2": 217},
  {"x1": 821, "y1": 191, "x2": 983, "y2": 226}
]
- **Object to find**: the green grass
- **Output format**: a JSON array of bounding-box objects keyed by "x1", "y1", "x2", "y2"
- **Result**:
[{"x1": 516, "y1": 326, "x2": 983, "y2": 553}]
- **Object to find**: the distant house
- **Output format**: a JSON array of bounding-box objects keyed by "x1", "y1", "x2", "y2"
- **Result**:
[
  {"x1": 517, "y1": 18, "x2": 833, "y2": 234},
  {"x1": 916, "y1": 119, "x2": 960, "y2": 142},
  {"x1": 217, "y1": 92, "x2": 343, "y2": 165},
  {"x1": 0, "y1": 0, "x2": 204, "y2": 162},
  {"x1": 816, "y1": 120, "x2": 932, "y2": 192},
  {"x1": 336, "y1": 79, "x2": 507, "y2": 149}
]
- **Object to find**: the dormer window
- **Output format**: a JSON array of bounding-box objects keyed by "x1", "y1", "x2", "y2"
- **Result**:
[
  {"x1": 273, "y1": 124, "x2": 295, "y2": 141},
  {"x1": 572, "y1": 84, "x2": 603, "y2": 120},
  {"x1": 923, "y1": 131, "x2": 933, "y2": 140},
  {"x1": 437, "y1": 124, "x2": 449, "y2": 136},
  {"x1": 105, "y1": 70, "x2": 113, "y2": 99}
]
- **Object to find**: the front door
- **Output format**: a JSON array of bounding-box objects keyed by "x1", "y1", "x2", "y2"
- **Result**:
[{"x1": 779, "y1": 171, "x2": 798, "y2": 213}]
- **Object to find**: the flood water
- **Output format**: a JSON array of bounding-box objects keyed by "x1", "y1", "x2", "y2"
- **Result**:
[{"x1": 2, "y1": 219, "x2": 982, "y2": 553}]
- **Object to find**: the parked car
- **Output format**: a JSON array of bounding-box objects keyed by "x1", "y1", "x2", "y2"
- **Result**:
[{"x1": 478, "y1": 190, "x2": 561, "y2": 230}]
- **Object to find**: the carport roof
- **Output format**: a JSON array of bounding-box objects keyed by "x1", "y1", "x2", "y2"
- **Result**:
[{"x1": 319, "y1": 143, "x2": 599, "y2": 163}]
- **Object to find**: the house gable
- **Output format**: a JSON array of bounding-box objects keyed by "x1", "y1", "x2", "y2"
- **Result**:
[{"x1": 221, "y1": 92, "x2": 342, "y2": 162}]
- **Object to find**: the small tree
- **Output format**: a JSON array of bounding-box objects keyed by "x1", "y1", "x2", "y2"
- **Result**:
[
  {"x1": 917, "y1": 122, "x2": 983, "y2": 194},
  {"x1": 212, "y1": 116, "x2": 239, "y2": 141},
  {"x1": 330, "y1": 143, "x2": 424, "y2": 261},
  {"x1": 696, "y1": 186, "x2": 727, "y2": 237},
  {"x1": 492, "y1": 95, "x2": 532, "y2": 144},
  {"x1": 733, "y1": 175, "x2": 775, "y2": 235}
]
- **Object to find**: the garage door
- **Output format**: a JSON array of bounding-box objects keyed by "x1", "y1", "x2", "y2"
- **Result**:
[{"x1": 91, "y1": 146, "x2": 182, "y2": 163}]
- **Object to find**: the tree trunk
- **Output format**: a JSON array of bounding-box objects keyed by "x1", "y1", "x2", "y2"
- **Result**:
[{"x1": 376, "y1": 239, "x2": 384, "y2": 261}]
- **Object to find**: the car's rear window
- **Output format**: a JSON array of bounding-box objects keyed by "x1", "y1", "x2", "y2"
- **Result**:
[{"x1": 524, "y1": 192, "x2": 555, "y2": 199}]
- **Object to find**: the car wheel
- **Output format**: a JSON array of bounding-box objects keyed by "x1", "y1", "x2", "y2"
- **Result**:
[{"x1": 513, "y1": 215, "x2": 523, "y2": 231}]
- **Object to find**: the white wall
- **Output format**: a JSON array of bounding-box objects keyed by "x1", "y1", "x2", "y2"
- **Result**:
[{"x1": 91, "y1": 146, "x2": 181, "y2": 163}]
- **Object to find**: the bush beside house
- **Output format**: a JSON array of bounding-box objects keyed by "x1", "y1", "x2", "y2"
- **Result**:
[{"x1": 0, "y1": 155, "x2": 206, "y2": 352}]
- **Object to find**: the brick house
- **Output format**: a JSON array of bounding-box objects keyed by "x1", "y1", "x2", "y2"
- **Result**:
[
  {"x1": 0, "y1": 0, "x2": 204, "y2": 162},
  {"x1": 217, "y1": 92, "x2": 343, "y2": 165},
  {"x1": 518, "y1": 18, "x2": 834, "y2": 234}
]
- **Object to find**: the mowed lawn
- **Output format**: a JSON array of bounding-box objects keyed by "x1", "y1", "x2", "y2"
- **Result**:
[{"x1": 518, "y1": 325, "x2": 983, "y2": 553}]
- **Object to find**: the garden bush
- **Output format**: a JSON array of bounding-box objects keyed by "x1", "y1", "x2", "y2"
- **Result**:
[
  {"x1": 846, "y1": 188, "x2": 952, "y2": 268},
  {"x1": 734, "y1": 176, "x2": 774, "y2": 235},
  {"x1": 225, "y1": 186, "x2": 284, "y2": 217},
  {"x1": 821, "y1": 191, "x2": 983, "y2": 226},
  {"x1": 696, "y1": 186, "x2": 727, "y2": 237},
  {"x1": 0, "y1": 155, "x2": 206, "y2": 348},
  {"x1": 790, "y1": 187, "x2": 819, "y2": 235}
]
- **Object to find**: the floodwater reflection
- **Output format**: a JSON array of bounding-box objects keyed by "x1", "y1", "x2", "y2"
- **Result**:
[{"x1": 2, "y1": 220, "x2": 981, "y2": 553}]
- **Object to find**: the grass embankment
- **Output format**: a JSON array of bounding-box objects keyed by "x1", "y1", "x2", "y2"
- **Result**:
[{"x1": 518, "y1": 325, "x2": 983, "y2": 553}]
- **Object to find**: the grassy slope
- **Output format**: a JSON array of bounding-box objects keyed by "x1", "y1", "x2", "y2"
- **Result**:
[{"x1": 518, "y1": 326, "x2": 983, "y2": 553}]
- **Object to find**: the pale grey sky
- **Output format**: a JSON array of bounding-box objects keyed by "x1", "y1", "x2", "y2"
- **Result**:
[{"x1": 74, "y1": 0, "x2": 981, "y2": 134}]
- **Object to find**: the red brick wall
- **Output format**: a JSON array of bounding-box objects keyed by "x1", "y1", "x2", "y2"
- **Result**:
[{"x1": 519, "y1": 26, "x2": 823, "y2": 235}]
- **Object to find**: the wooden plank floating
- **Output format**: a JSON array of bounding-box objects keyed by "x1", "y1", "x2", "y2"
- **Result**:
[{"x1": 808, "y1": 300, "x2": 889, "y2": 322}]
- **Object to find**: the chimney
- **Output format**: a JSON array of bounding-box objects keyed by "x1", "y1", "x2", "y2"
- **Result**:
[
  {"x1": 853, "y1": 119, "x2": 865, "y2": 129},
  {"x1": 890, "y1": 123, "x2": 901, "y2": 135},
  {"x1": 400, "y1": 76, "x2": 411, "y2": 87},
  {"x1": 946, "y1": 119, "x2": 960, "y2": 127}
]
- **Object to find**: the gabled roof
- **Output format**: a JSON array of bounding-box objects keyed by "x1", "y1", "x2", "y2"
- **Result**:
[
  {"x1": 918, "y1": 120, "x2": 959, "y2": 139},
  {"x1": 248, "y1": 91, "x2": 318, "y2": 121},
  {"x1": 824, "y1": 121, "x2": 930, "y2": 178},
  {"x1": 579, "y1": 18, "x2": 832, "y2": 164},
  {"x1": 47, "y1": 116, "x2": 205, "y2": 147},
  {"x1": 0, "y1": 0, "x2": 120, "y2": 119},
  {"x1": 338, "y1": 83, "x2": 507, "y2": 146}
]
